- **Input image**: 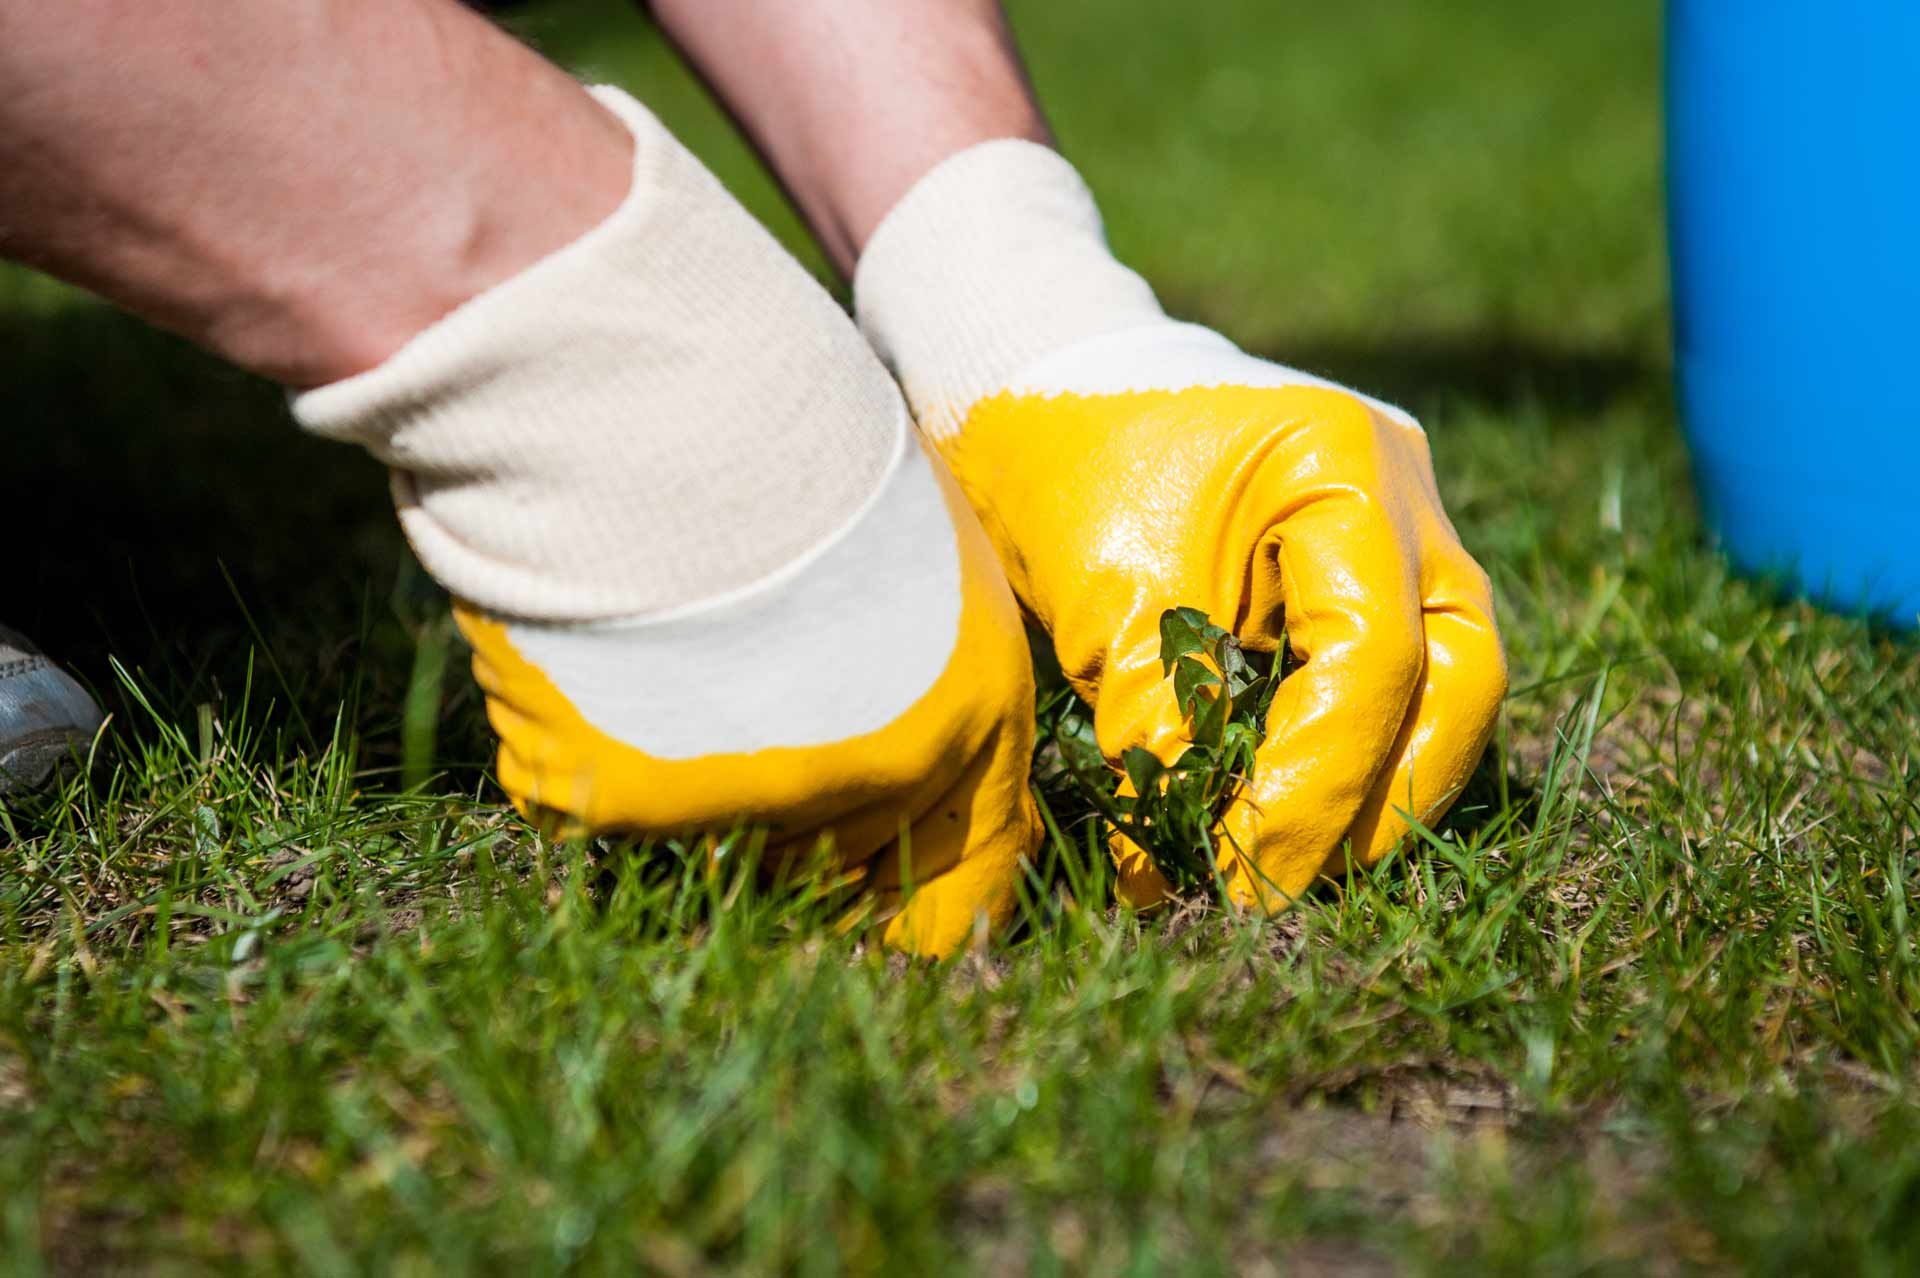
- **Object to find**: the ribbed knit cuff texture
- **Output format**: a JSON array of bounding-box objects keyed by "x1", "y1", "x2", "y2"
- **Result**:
[
  {"x1": 853, "y1": 140, "x2": 1168, "y2": 440},
  {"x1": 293, "y1": 86, "x2": 902, "y2": 623}
]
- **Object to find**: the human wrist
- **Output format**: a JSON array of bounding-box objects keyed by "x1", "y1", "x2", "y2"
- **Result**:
[
  {"x1": 852, "y1": 141, "x2": 1167, "y2": 438},
  {"x1": 650, "y1": 0, "x2": 1051, "y2": 277}
]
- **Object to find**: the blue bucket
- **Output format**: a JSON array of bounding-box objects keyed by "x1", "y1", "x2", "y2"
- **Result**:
[{"x1": 1666, "y1": 2, "x2": 1920, "y2": 627}]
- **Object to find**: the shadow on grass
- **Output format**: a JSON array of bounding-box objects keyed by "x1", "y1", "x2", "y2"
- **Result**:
[
  {"x1": 1440, "y1": 742, "x2": 1538, "y2": 847},
  {"x1": 1, "y1": 300, "x2": 451, "y2": 767},
  {"x1": 5, "y1": 303, "x2": 395, "y2": 652}
]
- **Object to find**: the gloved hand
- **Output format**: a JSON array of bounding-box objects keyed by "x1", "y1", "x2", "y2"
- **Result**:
[
  {"x1": 294, "y1": 88, "x2": 1040, "y2": 956},
  {"x1": 452, "y1": 436, "x2": 1042, "y2": 958},
  {"x1": 856, "y1": 141, "x2": 1505, "y2": 911}
]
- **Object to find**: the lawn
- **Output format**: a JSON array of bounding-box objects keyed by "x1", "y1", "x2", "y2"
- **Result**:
[{"x1": 5, "y1": 0, "x2": 1919, "y2": 1272}]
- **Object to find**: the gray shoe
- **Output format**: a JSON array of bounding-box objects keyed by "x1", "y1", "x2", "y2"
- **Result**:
[{"x1": 0, "y1": 625, "x2": 104, "y2": 796}]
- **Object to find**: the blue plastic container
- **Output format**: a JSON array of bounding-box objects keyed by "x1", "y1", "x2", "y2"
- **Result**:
[{"x1": 1666, "y1": 2, "x2": 1920, "y2": 627}]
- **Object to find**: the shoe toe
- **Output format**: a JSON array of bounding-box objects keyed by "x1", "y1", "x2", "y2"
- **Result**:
[{"x1": 0, "y1": 632, "x2": 104, "y2": 796}]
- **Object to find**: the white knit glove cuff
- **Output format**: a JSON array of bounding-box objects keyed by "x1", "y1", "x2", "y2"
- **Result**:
[
  {"x1": 293, "y1": 87, "x2": 901, "y2": 623},
  {"x1": 853, "y1": 140, "x2": 1169, "y2": 441}
]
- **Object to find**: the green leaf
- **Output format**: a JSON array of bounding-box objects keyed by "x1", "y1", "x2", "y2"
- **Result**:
[
  {"x1": 1041, "y1": 604, "x2": 1284, "y2": 906},
  {"x1": 1221, "y1": 721, "x2": 1260, "y2": 762},
  {"x1": 1219, "y1": 637, "x2": 1259, "y2": 696},
  {"x1": 1056, "y1": 709, "x2": 1106, "y2": 780},
  {"x1": 1122, "y1": 747, "x2": 1165, "y2": 799},
  {"x1": 1190, "y1": 679, "x2": 1230, "y2": 748},
  {"x1": 1173, "y1": 655, "x2": 1222, "y2": 718},
  {"x1": 1158, "y1": 607, "x2": 1211, "y2": 674}
]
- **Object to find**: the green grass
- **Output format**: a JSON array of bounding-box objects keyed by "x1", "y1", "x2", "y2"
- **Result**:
[{"x1": 4, "y1": 0, "x2": 1919, "y2": 1271}]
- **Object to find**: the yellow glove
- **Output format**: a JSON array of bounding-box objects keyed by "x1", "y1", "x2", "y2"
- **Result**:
[
  {"x1": 458, "y1": 432, "x2": 1041, "y2": 957},
  {"x1": 293, "y1": 89, "x2": 1040, "y2": 955},
  {"x1": 857, "y1": 142, "x2": 1505, "y2": 912}
]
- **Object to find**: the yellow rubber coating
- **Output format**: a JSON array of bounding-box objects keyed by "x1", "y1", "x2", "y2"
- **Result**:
[
  {"x1": 941, "y1": 379, "x2": 1507, "y2": 912},
  {"x1": 458, "y1": 455, "x2": 1042, "y2": 957}
]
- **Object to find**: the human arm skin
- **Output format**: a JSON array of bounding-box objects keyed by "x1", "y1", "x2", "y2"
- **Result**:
[
  {"x1": 0, "y1": 0, "x2": 630, "y2": 387},
  {"x1": 647, "y1": 0, "x2": 1051, "y2": 277}
]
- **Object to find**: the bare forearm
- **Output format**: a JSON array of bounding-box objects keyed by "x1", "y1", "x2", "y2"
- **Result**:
[
  {"x1": 649, "y1": 0, "x2": 1049, "y2": 276},
  {"x1": 0, "y1": 0, "x2": 630, "y2": 386}
]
